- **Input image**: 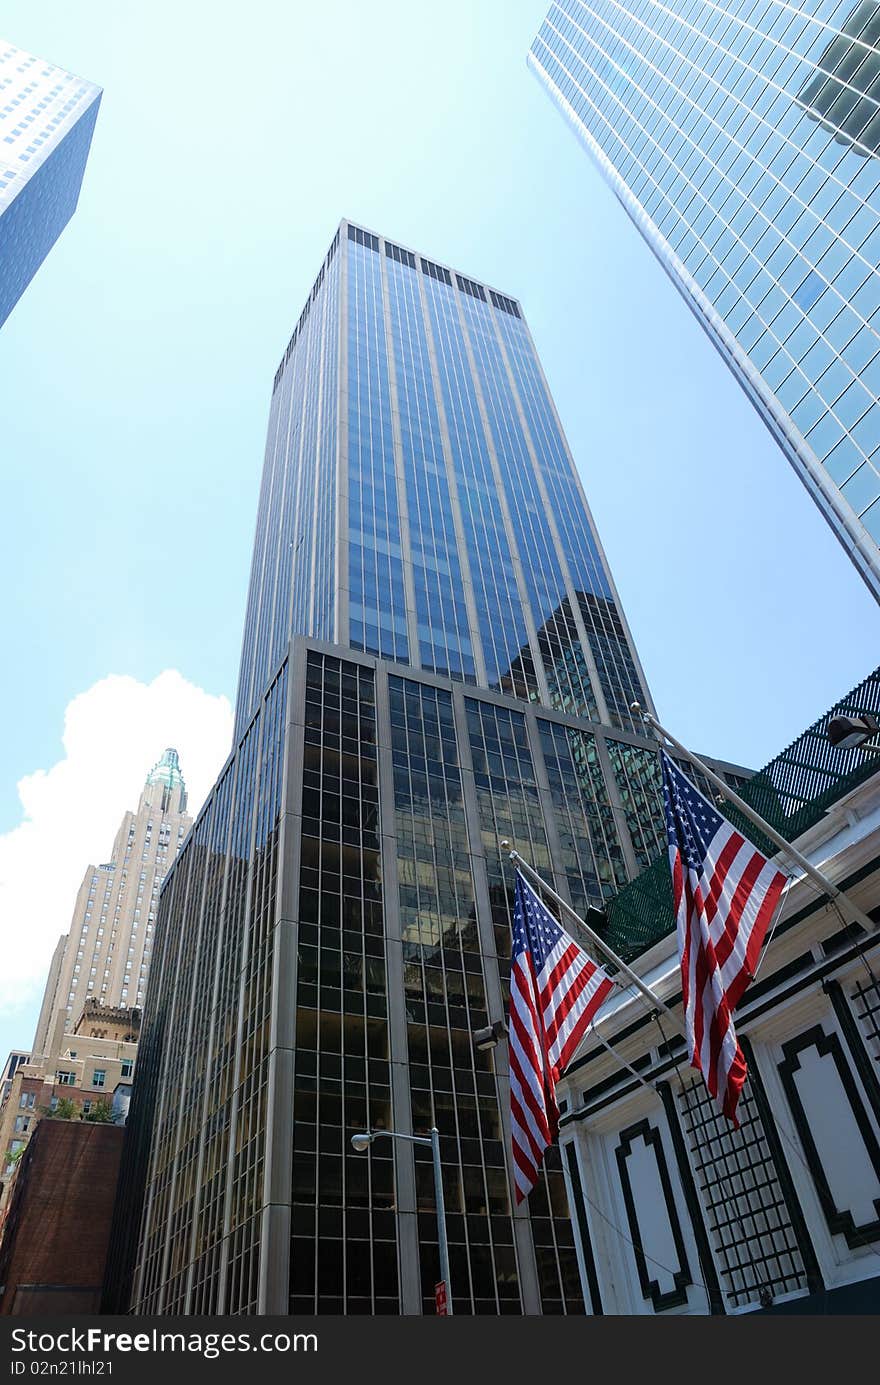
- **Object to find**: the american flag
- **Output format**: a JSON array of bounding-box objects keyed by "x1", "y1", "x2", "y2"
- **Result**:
[
  {"x1": 508, "y1": 870, "x2": 613, "y2": 1203},
  {"x1": 661, "y1": 750, "x2": 788, "y2": 1125}
]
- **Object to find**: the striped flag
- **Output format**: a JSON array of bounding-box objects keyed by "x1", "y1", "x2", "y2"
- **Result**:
[
  {"x1": 660, "y1": 750, "x2": 788, "y2": 1125},
  {"x1": 508, "y1": 870, "x2": 613, "y2": 1203}
]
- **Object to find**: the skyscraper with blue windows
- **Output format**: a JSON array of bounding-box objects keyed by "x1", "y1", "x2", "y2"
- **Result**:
[
  {"x1": 234, "y1": 222, "x2": 653, "y2": 739},
  {"x1": 530, "y1": 2, "x2": 880, "y2": 600},
  {"x1": 105, "y1": 220, "x2": 746, "y2": 1318},
  {"x1": 0, "y1": 39, "x2": 101, "y2": 328}
]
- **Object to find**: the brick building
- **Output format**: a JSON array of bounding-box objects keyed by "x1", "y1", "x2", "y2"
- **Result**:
[
  {"x1": 0, "y1": 1001, "x2": 138, "y2": 1219},
  {"x1": 0, "y1": 1119, "x2": 124, "y2": 1314}
]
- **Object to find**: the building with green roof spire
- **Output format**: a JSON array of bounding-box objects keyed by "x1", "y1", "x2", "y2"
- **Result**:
[{"x1": 30, "y1": 751, "x2": 192, "y2": 1058}]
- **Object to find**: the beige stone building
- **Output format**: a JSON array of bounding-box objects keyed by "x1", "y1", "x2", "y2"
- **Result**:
[
  {"x1": 0, "y1": 1001, "x2": 140, "y2": 1221},
  {"x1": 32, "y1": 749, "x2": 192, "y2": 1056}
]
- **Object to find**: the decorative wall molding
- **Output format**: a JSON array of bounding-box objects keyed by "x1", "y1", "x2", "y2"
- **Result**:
[
  {"x1": 562, "y1": 1140, "x2": 603, "y2": 1315},
  {"x1": 778, "y1": 1025, "x2": 880, "y2": 1251},
  {"x1": 614, "y1": 1118, "x2": 691, "y2": 1311}
]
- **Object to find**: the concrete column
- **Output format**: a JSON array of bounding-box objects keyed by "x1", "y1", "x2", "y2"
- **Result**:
[
  {"x1": 257, "y1": 644, "x2": 304, "y2": 1313},
  {"x1": 374, "y1": 661, "x2": 423, "y2": 1314}
]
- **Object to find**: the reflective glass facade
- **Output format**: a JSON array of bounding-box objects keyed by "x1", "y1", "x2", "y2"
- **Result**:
[
  {"x1": 530, "y1": 1, "x2": 880, "y2": 598},
  {"x1": 115, "y1": 641, "x2": 746, "y2": 1315},
  {"x1": 234, "y1": 220, "x2": 652, "y2": 738},
  {"x1": 0, "y1": 39, "x2": 101, "y2": 327},
  {"x1": 109, "y1": 222, "x2": 748, "y2": 1316}
]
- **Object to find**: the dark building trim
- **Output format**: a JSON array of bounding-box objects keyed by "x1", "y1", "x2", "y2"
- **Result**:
[
  {"x1": 562, "y1": 1142, "x2": 603, "y2": 1315},
  {"x1": 563, "y1": 921, "x2": 880, "y2": 1127},
  {"x1": 777, "y1": 1025, "x2": 880, "y2": 1250},
  {"x1": 656, "y1": 1081, "x2": 725, "y2": 1314},
  {"x1": 749, "y1": 1273, "x2": 880, "y2": 1315},
  {"x1": 614, "y1": 1118, "x2": 691, "y2": 1311},
  {"x1": 825, "y1": 978, "x2": 880, "y2": 1129}
]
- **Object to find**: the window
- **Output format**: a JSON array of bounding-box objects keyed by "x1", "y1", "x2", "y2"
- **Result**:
[
  {"x1": 82, "y1": 1100, "x2": 92, "y2": 1114},
  {"x1": 19, "y1": 1092, "x2": 35, "y2": 1109},
  {"x1": 13, "y1": 1116, "x2": 30, "y2": 1133},
  {"x1": 56, "y1": 1070, "x2": 75, "y2": 1086},
  {"x1": 92, "y1": 1070, "x2": 106, "y2": 1088},
  {"x1": 121, "y1": 1060, "x2": 133, "y2": 1078}
]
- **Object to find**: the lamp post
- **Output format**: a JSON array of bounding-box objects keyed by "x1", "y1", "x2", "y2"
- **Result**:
[
  {"x1": 826, "y1": 712, "x2": 880, "y2": 752},
  {"x1": 472, "y1": 1019, "x2": 507, "y2": 1051},
  {"x1": 350, "y1": 1125, "x2": 452, "y2": 1314}
]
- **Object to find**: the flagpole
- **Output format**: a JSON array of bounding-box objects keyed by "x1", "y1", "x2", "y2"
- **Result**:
[
  {"x1": 631, "y1": 702, "x2": 878, "y2": 936},
  {"x1": 587, "y1": 1023, "x2": 658, "y2": 1095},
  {"x1": 501, "y1": 841, "x2": 688, "y2": 1039}
]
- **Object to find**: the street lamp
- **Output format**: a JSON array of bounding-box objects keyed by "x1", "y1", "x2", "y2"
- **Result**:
[
  {"x1": 826, "y1": 712, "x2": 880, "y2": 751},
  {"x1": 350, "y1": 1125, "x2": 452, "y2": 1314},
  {"x1": 472, "y1": 1019, "x2": 507, "y2": 1052}
]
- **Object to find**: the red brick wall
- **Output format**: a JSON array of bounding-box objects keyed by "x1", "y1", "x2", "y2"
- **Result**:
[{"x1": 0, "y1": 1120, "x2": 124, "y2": 1315}]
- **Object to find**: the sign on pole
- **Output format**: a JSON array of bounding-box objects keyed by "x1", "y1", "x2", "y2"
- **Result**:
[{"x1": 435, "y1": 1281, "x2": 447, "y2": 1316}]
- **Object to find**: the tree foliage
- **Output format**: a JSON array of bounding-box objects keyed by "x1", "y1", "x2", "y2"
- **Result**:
[
  {"x1": 46, "y1": 1097, "x2": 80, "y2": 1121},
  {"x1": 83, "y1": 1098, "x2": 115, "y2": 1123}
]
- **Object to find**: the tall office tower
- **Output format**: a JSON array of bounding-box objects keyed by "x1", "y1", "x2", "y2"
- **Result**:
[
  {"x1": 106, "y1": 220, "x2": 745, "y2": 1317},
  {"x1": 31, "y1": 750, "x2": 192, "y2": 1056},
  {"x1": 0, "y1": 39, "x2": 101, "y2": 328},
  {"x1": 530, "y1": 2, "x2": 880, "y2": 599}
]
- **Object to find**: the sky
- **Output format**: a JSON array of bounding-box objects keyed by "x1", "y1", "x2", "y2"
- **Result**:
[{"x1": 1, "y1": 0, "x2": 879, "y2": 1063}]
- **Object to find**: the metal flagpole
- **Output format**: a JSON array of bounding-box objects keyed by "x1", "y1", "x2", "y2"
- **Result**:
[
  {"x1": 631, "y1": 702, "x2": 878, "y2": 937},
  {"x1": 501, "y1": 840, "x2": 688, "y2": 1039},
  {"x1": 587, "y1": 1023, "x2": 658, "y2": 1095}
]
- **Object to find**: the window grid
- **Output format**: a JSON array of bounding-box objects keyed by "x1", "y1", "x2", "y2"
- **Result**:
[
  {"x1": 539, "y1": 719, "x2": 630, "y2": 911},
  {"x1": 531, "y1": 1, "x2": 880, "y2": 547},
  {"x1": 391, "y1": 677, "x2": 521, "y2": 1314},
  {"x1": 464, "y1": 697, "x2": 584, "y2": 1314},
  {"x1": 291, "y1": 653, "x2": 400, "y2": 1315},
  {"x1": 678, "y1": 1075, "x2": 809, "y2": 1308},
  {"x1": 850, "y1": 974, "x2": 880, "y2": 1060}
]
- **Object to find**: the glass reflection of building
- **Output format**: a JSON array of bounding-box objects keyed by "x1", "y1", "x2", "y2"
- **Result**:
[
  {"x1": 0, "y1": 39, "x2": 101, "y2": 328},
  {"x1": 799, "y1": 3, "x2": 880, "y2": 155},
  {"x1": 530, "y1": 2, "x2": 880, "y2": 600},
  {"x1": 105, "y1": 220, "x2": 744, "y2": 1317}
]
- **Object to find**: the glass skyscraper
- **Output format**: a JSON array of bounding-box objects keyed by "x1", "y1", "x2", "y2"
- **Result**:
[
  {"x1": 105, "y1": 220, "x2": 745, "y2": 1317},
  {"x1": 530, "y1": 2, "x2": 880, "y2": 599},
  {"x1": 234, "y1": 222, "x2": 653, "y2": 739},
  {"x1": 0, "y1": 39, "x2": 101, "y2": 328}
]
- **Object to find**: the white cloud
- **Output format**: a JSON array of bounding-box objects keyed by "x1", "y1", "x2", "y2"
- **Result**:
[{"x1": 0, "y1": 670, "x2": 233, "y2": 1015}]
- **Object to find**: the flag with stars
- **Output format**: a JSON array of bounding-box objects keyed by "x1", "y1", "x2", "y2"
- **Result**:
[
  {"x1": 508, "y1": 869, "x2": 614, "y2": 1203},
  {"x1": 660, "y1": 750, "x2": 788, "y2": 1124}
]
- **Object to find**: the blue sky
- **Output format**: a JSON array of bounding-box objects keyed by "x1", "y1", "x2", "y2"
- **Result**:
[{"x1": 1, "y1": 0, "x2": 878, "y2": 1059}]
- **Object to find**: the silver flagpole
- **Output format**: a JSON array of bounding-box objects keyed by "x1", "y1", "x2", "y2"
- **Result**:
[
  {"x1": 501, "y1": 841, "x2": 688, "y2": 1039},
  {"x1": 632, "y1": 702, "x2": 877, "y2": 936},
  {"x1": 586, "y1": 1023, "x2": 658, "y2": 1095}
]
